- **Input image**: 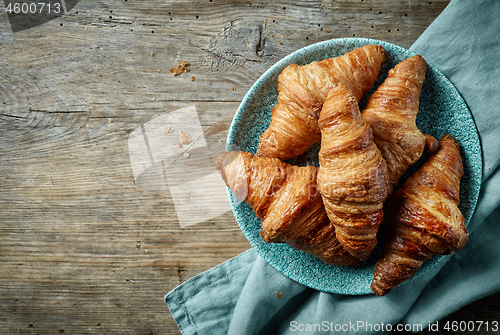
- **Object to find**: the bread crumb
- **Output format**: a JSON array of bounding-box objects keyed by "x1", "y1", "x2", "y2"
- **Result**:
[
  {"x1": 170, "y1": 61, "x2": 189, "y2": 76},
  {"x1": 177, "y1": 143, "x2": 183, "y2": 148},
  {"x1": 183, "y1": 152, "x2": 190, "y2": 158},
  {"x1": 158, "y1": 69, "x2": 161, "y2": 73},
  {"x1": 166, "y1": 127, "x2": 172, "y2": 136},
  {"x1": 277, "y1": 292, "x2": 283, "y2": 299},
  {"x1": 191, "y1": 76, "x2": 195, "y2": 81},
  {"x1": 179, "y1": 130, "x2": 192, "y2": 144},
  {"x1": 151, "y1": 51, "x2": 155, "y2": 57},
  {"x1": 232, "y1": 86, "x2": 236, "y2": 90}
]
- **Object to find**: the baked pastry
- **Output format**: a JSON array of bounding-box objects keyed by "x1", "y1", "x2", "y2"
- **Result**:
[
  {"x1": 216, "y1": 151, "x2": 361, "y2": 266},
  {"x1": 257, "y1": 44, "x2": 386, "y2": 160},
  {"x1": 361, "y1": 55, "x2": 438, "y2": 194},
  {"x1": 370, "y1": 134, "x2": 468, "y2": 296},
  {"x1": 317, "y1": 84, "x2": 390, "y2": 260}
]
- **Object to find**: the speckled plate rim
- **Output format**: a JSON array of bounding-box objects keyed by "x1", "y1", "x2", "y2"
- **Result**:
[{"x1": 225, "y1": 37, "x2": 482, "y2": 295}]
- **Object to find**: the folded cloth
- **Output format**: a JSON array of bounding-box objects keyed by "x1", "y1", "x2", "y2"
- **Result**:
[{"x1": 165, "y1": 0, "x2": 500, "y2": 333}]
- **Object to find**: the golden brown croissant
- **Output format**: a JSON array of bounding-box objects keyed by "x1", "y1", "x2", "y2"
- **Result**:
[
  {"x1": 257, "y1": 44, "x2": 386, "y2": 160},
  {"x1": 317, "y1": 84, "x2": 390, "y2": 260},
  {"x1": 361, "y1": 55, "x2": 439, "y2": 194},
  {"x1": 370, "y1": 134, "x2": 468, "y2": 296},
  {"x1": 216, "y1": 151, "x2": 361, "y2": 266}
]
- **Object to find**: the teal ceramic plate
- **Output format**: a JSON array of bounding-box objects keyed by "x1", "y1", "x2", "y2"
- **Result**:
[{"x1": 225, "y1": 38, "x2": 482, "y2": 295}]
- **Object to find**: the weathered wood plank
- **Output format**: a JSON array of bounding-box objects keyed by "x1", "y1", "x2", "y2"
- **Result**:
[{"x1": 0, "y1": 96, "x2": 246, "y2": 334}]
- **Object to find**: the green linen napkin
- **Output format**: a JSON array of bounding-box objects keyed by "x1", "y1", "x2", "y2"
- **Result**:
[{"x1": 165, "y1": 0, "x2": 500, "y2": 333}]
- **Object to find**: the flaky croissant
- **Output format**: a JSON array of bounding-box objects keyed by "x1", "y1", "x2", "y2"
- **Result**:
[
  {"x1": 361, "y1": 55, "x2": 438, "y2": 194},
  {"x1": 371, "y1": 134, "x2": 468, "y2": 296},
  {"x1": 216, "y1": 151, "x2": 361, "y2": 266},
  {"x1": 317, "y1": 84, "x2": 390, "y2": 260},
  {"x1": 257, "y1": 44, "x2": 386, "y2": 161}
]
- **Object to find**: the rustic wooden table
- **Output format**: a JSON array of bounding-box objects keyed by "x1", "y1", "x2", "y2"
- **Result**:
[{"x1": 1, "y1": 1, "x2": 498, "y2": 334}]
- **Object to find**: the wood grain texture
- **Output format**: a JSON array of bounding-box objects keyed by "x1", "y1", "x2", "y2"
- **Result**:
[{"x1": 2, "y1": 0, "x2": 498, "y2": 334}]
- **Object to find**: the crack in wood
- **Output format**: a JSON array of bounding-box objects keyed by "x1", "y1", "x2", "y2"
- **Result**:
[
  {"x1": 177, "y1": 264, "x2": 186, "y2": 283},
  {"x1": 28, "y1": 109, "x2": 89, "y2": 114}
]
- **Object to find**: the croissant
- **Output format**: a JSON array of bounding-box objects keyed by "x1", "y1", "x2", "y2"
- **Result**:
[
  {"x1": 257, "y1": 44, "x2": 386, "y2": 161},
  {"x1": 370, "y1": 134, "x2": 468, "y2": 296},
  {"x1": 216, "y1": 151, "x2": 361, "y2": 266},
  {"x1": 361, "y1": 55, "x2": 438, "y2": 194},
  {"x1": 317, "y1": 84, "x2": 390, "y2": 260}
]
